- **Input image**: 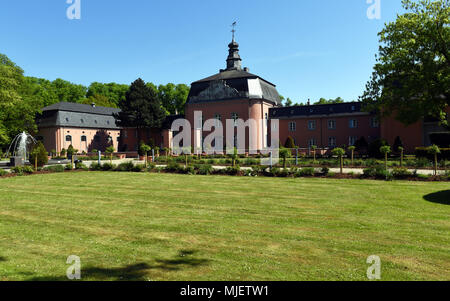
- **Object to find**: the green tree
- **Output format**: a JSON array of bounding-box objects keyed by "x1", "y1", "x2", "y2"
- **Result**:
[
  {"x1": 428, "y1": 144, "x2": 441, "y2": 175},
  {"x1": 284, "y1": 137, "x2": 296, "y2": 149},
  {"x1": 29, "y1": 141, "x2": 48, "y2": 170},
  {"x1": 314, "y1": 97, "x2": 345, "y2": 105},
  {"x1": 380, "y1": 145, "x2": 392, "y2": 171},
  {"x1": 115, "y1": 78, "x2": 166, "y2": 144},
  {"x1": 140, "y1": 143, "x2": 151, "y2": 168},
  {"x1": 311, "y1": 145, "x2": 318, "y2": 163},
  {"x1": 81, "y1": 94, "x2": 118, "y2": 108},
  {"x1": 157, "y1": 83, "x2": 189, "y2": 115},
  {"x1": 105, "y1": 146, "x2": 115, "y2": 165},
  {"x1": 361, "y1": 0, "x2": 450, "y2": 126},
  {"x1": 86, "y1": 82, "x2": 129, "y2": 107},
  {"x1": 332, "y1": 147, "x2": 346, "y2": 174},
  {"x1": 279, "y1": 147, "x2": 291, "y2": 169},
  {"x1": 348, "y1": 146, "x2": 356, "y2": 166}
]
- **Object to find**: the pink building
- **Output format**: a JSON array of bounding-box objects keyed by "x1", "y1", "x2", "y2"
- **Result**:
[{"x1": 37, "y1": 102, "x2": 121, "y2": 154}]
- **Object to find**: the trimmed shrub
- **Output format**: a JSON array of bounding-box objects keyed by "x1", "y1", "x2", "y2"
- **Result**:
[
  {"x1": 196, "y1": 164, "x2": 213, "y2": 175},
  {"x1": 75, "y1": 162, "x2": 88, "y2": 170},
  {"x1": 296, "y1": 167, "x2": 315, "y2": 177},
  {"x1": 363, "y1": 166, "x2": 392, "y2": 180},
  {"x1": 101, "y1": 163, "x2": 116, "y2": 171},
  {"x1": 115, "y1": 162, "x2": 135, "y2": 172},
  {"x1": 392, "y1": 167, "x2": 412, "y2": 179},
  {"x1": 43, "y1": 165, "x2": 65, "y2": 173},
  {"x1": 0, "y1": 169, "x2": 9, "y2": 176},
  {"x1": 12, "y1": 166, "x2": 34, "y2": 175},
  {"x1": 147, "y1": 163, "x2": 156, "y2": 171},
  {"x1": 321, "y1": 167, "x2": 330, "y2": 175},
  {"x1": 132, "y1": 164, "x2": 145, "y2": 172},
  {"x1": 89, "y1": 163, "x2": 102, "y2": 171},
  {"x1": 166, "y1": 162, "x2": 182, "y2": 173},
  {"x1": 64, "y1": 164, "x2": 73, "y2": 171},
  {"x1": 225, "y1": 165, "x2": 241, "y2": 176}
]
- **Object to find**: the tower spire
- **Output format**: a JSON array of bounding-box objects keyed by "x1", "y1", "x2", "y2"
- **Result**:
[
  {"x1": 231, "y1": 21, "x2": 237, "y2": 42},
  {"x1": 225, "y1": 21, "x2": 242, "y2": 71}
]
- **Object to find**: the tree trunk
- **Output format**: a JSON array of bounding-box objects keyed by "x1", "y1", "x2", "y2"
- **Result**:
[
  {"x1": 435, "y1": 154, "x2": 438, "y2": 176},
  {"x1": 340, "y1": 156, "x2": 343, "y2": 174},
  {"x1": 400, "y1": 150, "x2": 403, "y2": 167}
]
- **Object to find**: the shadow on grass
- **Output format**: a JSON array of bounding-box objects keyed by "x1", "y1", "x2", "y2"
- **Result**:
[
  {"x1": 0, "y1": 256, "x2": 6, "y2": 262},
  {"x1": 423, "y1": 190, "x2": 450, "y2": 205},
  {"x1": 27, "y1": 250, "x2": 209, "y2": 281}
]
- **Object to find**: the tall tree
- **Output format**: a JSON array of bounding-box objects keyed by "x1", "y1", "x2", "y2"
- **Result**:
[
  {"x1": 157, "y1": 83, "x2": 189, "y2": 115},
  {"x1": 361, "y1": 0, "x2": 449, "y2": 126},
  {"x1": 114, "y1": 78, "x2": 166, "y2": 143},
  {"x1": 314, "y1": 97, "x2": 345, "y2": 105},
  {"x1": 86, "y1": 82, "x2": 129, "y2": 107}
]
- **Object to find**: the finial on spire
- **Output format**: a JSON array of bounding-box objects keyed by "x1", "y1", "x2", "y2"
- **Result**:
[{"x1": 231, "y1": 21, "x2": 237, "y2": 42}]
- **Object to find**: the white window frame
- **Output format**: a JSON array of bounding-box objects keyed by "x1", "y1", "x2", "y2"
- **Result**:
[
  {"x1": 308, "y1": 120, "x2": 316, "y2": 130},
  {"x1": 349, "y1": 136, "x2": 357, "y2": 146},
  {"x1": 349, "y1": 119, "x2": 358, "y2": 129},
  {"x1": 289, "y1": 121, "x2": 296, "y2": 132},
  {"x1": 328, "y1": 119, "x2": 336, "y2": 130},
  {"x1": 308, "y1": 138, "x2": 316, "y2": 148},
  {"x1": 329, "y1": 137, "x2": 337, "y2": 147}
]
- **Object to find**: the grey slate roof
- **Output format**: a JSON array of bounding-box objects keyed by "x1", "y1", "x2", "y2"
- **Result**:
[
  {"x1": 188, "y1": 71, "x2": 281, "y2": 106},
  {"x1": 38, "y1": 102, "x2": 121, "y2": 130},
  {"x1": 42, "y1": 102, "x2": 120, "y2": 116}
]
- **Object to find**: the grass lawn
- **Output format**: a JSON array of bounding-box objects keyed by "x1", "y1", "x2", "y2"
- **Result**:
[{"x1": 0, "y1": 172, "x2": 449, "y2": 281}]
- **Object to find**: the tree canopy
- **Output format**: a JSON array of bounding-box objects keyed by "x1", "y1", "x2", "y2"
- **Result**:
[
  {"x1": 361, "y1": 0, "x2": 449, "y2": 126},
  {"x1": 114, "y1": 78, "x2": 166, "y2": 142}
]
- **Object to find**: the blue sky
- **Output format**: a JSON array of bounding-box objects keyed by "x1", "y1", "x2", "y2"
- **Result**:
[{"x1": 0, "y1": 0, "x2": 405, "y2": 103}]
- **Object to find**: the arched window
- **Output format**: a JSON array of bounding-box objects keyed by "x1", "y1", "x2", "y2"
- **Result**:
[
  {"x1": 66, "y1": 135, "x2": 72, "y2": 142},
  {"x1": 81, "y1": 136, "x2": 87, "y2": 142}
]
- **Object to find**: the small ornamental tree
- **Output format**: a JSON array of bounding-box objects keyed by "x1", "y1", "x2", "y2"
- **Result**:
[
  {"x1": 284, "y1": 137, "x2": 296, "y2": 149},
  {"x1": 154, "y1": 146, "x2": 160, "y2": 157},
  {"x1": 398, "y1": 146, "x2": 404, "y2": 167},
  {"x1": 29, "y1": 142, "x2": 48, "y2": 170},
  {"x1": 66, "y1": 145, "x2": 78, "y2": 169},
  {"x1": 348, "y1": 146, "x2": 356, "y2": 166},
  {"x1": 428, "y1": 145, "x2": 441, "y2": 176},
  {"x1": 60, "y1": 148, "x2": 66, "y2": 158},
  {"x1": 332, "y1": 147, "x2": 346, "y2": 174},
  {"x1": 105, "y1": 146, "x2": 115, "y2": 165},
  {"x1": 279, "y1": 147, "x2": 292, "y2": 169},
  {"x1": 380, "y1": 145, "x2": 391, "y2": 171},
  {"x1": 140, "y1": 143, "x2": 151, "y2": 168},
  {"x1": 230, "y1": 147, "x2": 238, "y2": 167},
  {"x1": 67, "y1": 145, "x2": 77, "y2": 158},
  {"x1": 311, "y1": 145, "x2": 317, "y2": 163}
]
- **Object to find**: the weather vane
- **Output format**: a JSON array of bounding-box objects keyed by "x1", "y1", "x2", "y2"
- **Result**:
[{"x1": 231, "y1": 21, "x2": 237, "y2": 41}]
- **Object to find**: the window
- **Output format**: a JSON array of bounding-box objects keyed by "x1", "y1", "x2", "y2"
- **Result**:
[
  {"x1": 80, "y1": 119, "x2": 84, "y2": 124},
  {"x1": 371, "y1": 117, "x2": 379, "y2": 128},
  {"x1": 81, "y1": 136, "x2": 87, "y2": 142},
  {"x1": 65, "y1": 135, "x2": 72, "y2": 142},
  {"x1": 329, "y1": 137, "x2": 337, "y2": 147},
  {"x1": 289, "y1": 122, "x2": 296, "y2": 132},
  {"x1": 308, "y1": 120, "x2": 316, "y2": 130},
  {"x1": 349, "y1": 136, "x2": 357, "y2": 146},
  {"x1": 123, "y1": 131, "x2": 128, "y2": 138},
  {"x1": 351, "y1": 105, "x2": 356, "y2": 111},
  {"x1": 328, "y1": 120, "x2": 336, "y2": 130},
  {"x1": 308, "y1": 138, "x2": 316, "y2": 148},
  {"x1": 349, "y1": 119, "x2": 358, "y2": 128},
  {"x1": 265, "y1": 113, "x2": 268, "y2": 120}
]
